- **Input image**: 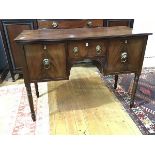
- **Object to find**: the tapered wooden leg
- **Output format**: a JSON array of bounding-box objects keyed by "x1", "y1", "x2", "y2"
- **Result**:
[
  {"x1": 34, "y1": 82, "x2": 39, "y2": 98},
  {"x1": 114, "y1": 75, "x2": 118, "y2": 89},
  {"x1": 25, "y1": 83, "x2": 36, "y2": 121},
  {"x1": 130, "y1": 73, "x2": 140, "y2": 108}
]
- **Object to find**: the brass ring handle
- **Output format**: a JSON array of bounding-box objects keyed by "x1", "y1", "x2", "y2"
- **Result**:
[
  {"x1": 52, "y1": 21, "x2": 58, "y2": 28},
  {"x1": 43, "y1": 58, "x2": 50, "y2": 69},
  {"x1": 73, "y1": 47, "x2": 79, "y2": 56},
  {"x1": 121, "y1": 52, "x2": 128, "y2": 63},
  {"x1": 96, "y1": 45, "x2": 102, "y2": 55},
  {"x1": 87, "y1": 21, "x2": 93, "y2": 27}
]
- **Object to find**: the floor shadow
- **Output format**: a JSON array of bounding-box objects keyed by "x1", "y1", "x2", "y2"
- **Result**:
[{"x1": 47, "y1": 77, "x2": 115, "y2": 113}]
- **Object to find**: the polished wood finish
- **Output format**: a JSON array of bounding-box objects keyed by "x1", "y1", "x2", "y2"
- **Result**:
[
  {"x1": 34, "y1": 82, "x2": 39, "y2": 98},
  {"x1": 104, "y1": 19, "x2": 134, "y2": 90},
  {"x1": 68, "y1": 39, "x2": 107, "y2": 59},
  {"x1": 104, "y1": 19, "x2": 134, "y2": 28},
  {"x1": 19, "y1": 44, "x2": 36, "y2": 121},
  {"x1": 15, "y1": 26, "x2": 150, "y2": 43},
  {"x1": 130, "y1": 73, "x2": 140, "y2": 108},
  {"x1": 1, "y1": 20, "x2": 37, "y2": 81},
  {"x1": 104, "y1": 36, "x2": 148, "y2": 75},
  {"x1": 37, "y1": 19, "x2": 103, "y2": 29},
  {"x1": 114, "y1": 75, "x2": 118, "y2": 89},
  {"x1": 15, "y1": 26, "x2": 151, "y2": 121},
  {"x1": 68, "y1": 41, "x2": 88, "y2": 58},
  {"x1": 24, "y1": 43, "x2": 67, "y2": 82},
  {"x1": 35, "y1": 19, "x2": 134, "y2": 82},
  {"x1": 5, "y1": 24, "x2": 32, "y2": 68}
]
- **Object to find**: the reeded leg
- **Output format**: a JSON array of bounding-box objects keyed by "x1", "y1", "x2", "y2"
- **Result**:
[
  {"x1": 130, "y1": 73, "x2": 140, "y2": 108},
  {"x1": 34, "y1": 82, "x2": 39, "y2": 98},
  {"x1": 114, "y1": 75, "x2": 118, "y2": 89},
  {"x1": 25, "y1": 83, "x2": 36, "y2": 121}
]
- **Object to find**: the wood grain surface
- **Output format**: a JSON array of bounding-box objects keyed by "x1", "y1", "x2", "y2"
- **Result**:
[
  {"x1": 49, "y1": 65, "x2": 141, "y2": 134},
  {"x1": 15, "y1": 26, "x2": 152, "y2": 43}
]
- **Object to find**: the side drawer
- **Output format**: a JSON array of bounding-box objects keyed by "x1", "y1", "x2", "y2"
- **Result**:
[
  {"x1": 37, "y1": 19, "x2": 103, "y2": 29},
  {"x1": 24, "y1": 43, "x2": 67, "y2": 81},
  {"x1": 104, "y1": 36, "x2": 147, "y2": 74}
]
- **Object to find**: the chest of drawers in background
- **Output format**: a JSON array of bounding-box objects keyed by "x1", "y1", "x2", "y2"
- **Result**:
[
  {"x1": 37, "y1": 19, "x2": 103, "y2": 29},
  {"x1": 0, "y1": 22, "x2": 9, "y2": 83},
  {"x1": 0, "y1": 20, "x2": 38, "y2": 81}
]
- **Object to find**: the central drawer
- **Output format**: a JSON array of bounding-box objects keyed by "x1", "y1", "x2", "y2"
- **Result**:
[
  {"x1": 68, "y1": 39, "x2": 107, "y2": 59},
  {"x1": 24, "y1": 43, "x2": 67, "y2": 81}
]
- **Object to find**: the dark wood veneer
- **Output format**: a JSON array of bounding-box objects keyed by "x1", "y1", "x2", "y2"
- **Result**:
[
  {"x1": 37, "y1": 19, "x2": 104, "y2": 29},
  {"x1": 0, "y1": 19, "x2": 38, "y2": 81},
  {"x1": 104, "y1": 19, "x2": 134, "y2": 28},
  {"x1": 15, "y1": 26, "x2": 151, "y2": 43}
]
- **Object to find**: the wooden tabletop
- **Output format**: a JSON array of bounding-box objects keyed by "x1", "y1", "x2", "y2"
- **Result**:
[{"x1": 15, "y1": 26, "x2": 152, "y2": 43}]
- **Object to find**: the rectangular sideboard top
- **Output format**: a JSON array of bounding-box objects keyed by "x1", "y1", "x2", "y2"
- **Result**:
[{"x1": 15, "y1": 26, "x2": 152, "y2": 43}]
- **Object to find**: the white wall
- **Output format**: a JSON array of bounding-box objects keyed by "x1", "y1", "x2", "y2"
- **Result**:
[{"x1": 134, "y1": 18, "x2": 155, "y2": 57}]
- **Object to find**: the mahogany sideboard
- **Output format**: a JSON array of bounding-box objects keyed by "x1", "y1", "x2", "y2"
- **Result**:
[
  {"x1": 0, "y1": 19, "x2": 134, "y2": 81},
  {"x1": 15, "y1": 26, "x2": 151, "y2": 121}
]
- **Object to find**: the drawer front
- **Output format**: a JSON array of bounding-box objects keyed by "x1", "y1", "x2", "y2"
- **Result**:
[
  {"x1": 24, "y1": 43, "x2": 67, "y2": 81},
  {"x1": 88, "y1": 40, "x2": 107, "y2": 57},
  {"x1": 68, "y1": 41, "x2": 88, "y2": 59},
  {"x1": 37, "y1": 19, "x2": 103, "y2": 29},
  {"x1": 104, "y1": 37, "x2": 147, "y2": 74},
  {"x1": 105, "y1": 19, "x2": 134, "y2": 28},
  {"x1": 68, "y1": 39, "x2": 107, "y2": 59}
]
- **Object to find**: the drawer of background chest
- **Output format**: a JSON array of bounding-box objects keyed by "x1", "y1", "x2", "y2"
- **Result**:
[
  {"x1": 37, "y1": 19, "x2": 103, "y2": 29},
  {"x1": 24, "y1": 43, "x2": 67, "y2": 81}
]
